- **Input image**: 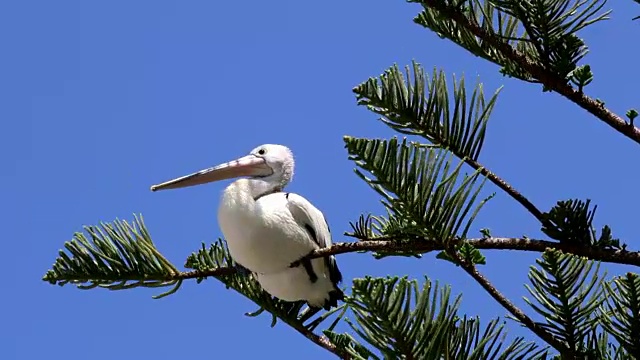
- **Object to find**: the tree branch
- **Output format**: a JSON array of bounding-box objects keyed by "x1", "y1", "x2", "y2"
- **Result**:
[
  {"x1": 287, "y1": 322, "x2": 351, "y2": 360},
  {"x1": 447, "y1": 249, "x2": 572, "y2": 356},
  {"x1": 176, "y1": 237, "x2": 640, "y2": 282},
  {"x1": 422, "y1": 1, "x2": 640, "y2": 145},
  {"x1": 465, "y1": 157, "x2": 546, "y2": 225},
  {"x1": 310, "y1": 237, "x2": 640, "y2": 267},
  {"x1": 50, "y1": 234, "x2": 637, "y2": 358}
]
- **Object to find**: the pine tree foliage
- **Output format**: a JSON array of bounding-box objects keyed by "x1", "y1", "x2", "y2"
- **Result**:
[
  {"x1": 353, "y1": 62, "x2": 500, "y2": 162},
  {"x1": 345, "y1": 136, "x2": 490, "y2": 242},
  {"x1": 579, "y1": 329, "x2": 626, "y2": 359},
  {"x1": 523, "y1": 249, "x2": 604, "y2": 355},
  {"x1": 42, "y1": 1, "x2": 640, "y2": 358},
  {"x1": 322, "y1": 331, "x2": 379, "y2": 360},
  {"x1": 410, "y1": 0, "x2": 609, "y2": 86},
  {"x1": 488, "y1": 0, "x2": 609, "y2": 79},
  {"x1": 44, "y1": 217, "x2": 354, "y2": 350},
  {"x1": 541, "y1": 199, "x2": 623, "y2": 250},
  {"x1": 601, "y1": 273, "x2": 640, "y2": 357},
  {"x1": 43, "y1": 215, "x2": 183, "y2": 299},
  {"x1": 412, "y1": 0, "x2": 535, "y2": 81},
  {"x1": 347, "y1": 276, "x2": 545, "y2": 359}
]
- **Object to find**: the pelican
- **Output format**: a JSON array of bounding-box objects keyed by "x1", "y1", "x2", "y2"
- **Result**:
[{"x1": 150, "y1": 144, "x2": 344, "y2": 310}]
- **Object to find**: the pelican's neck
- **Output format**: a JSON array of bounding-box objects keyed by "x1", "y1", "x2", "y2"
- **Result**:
[
  {"x1": 223, "y1": 178, "x2": 283, "y2": 206},
  {"x1": 247, "y1": 177, "x2": 284, "y2": 199}
]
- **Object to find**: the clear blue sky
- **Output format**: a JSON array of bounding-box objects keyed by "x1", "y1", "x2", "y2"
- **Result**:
[{"x1": 4, "y1": 1, "x2": 639, "y2": 359}]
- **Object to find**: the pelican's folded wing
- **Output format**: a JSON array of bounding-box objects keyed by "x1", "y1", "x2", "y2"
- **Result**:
[{"x1": 284, "y1": 193, "x2": 343, "y2": 286}]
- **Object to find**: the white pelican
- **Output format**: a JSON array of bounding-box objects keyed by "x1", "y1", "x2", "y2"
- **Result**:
[{"x1": 150, "y1": 144, "x2": 344, "y2": 310}]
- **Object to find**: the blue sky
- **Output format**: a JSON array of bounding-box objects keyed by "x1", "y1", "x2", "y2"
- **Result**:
[{"x1": 4, "y1": 1, "x2": 640, "y2": 359}]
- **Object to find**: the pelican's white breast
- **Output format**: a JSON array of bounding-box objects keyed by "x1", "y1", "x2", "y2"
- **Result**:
[{"x1": 218, "y1": 180, "x2": 316, "y2": 274}]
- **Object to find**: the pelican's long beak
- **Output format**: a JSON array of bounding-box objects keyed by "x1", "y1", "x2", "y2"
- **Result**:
[{"x1": 150, "y1": 155, "x2": 272, "y2": 192}]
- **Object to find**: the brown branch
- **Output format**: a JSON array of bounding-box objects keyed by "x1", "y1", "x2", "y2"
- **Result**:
[
  {"x1": 422, "y1": 1, "x2": 640, "y2": 145},
  {"x1": 73, "y1": 236, "x2": 635, "y2": 357},
  {"x1": 287, "y1": 322, "x2": 351, "y2": 360},
  {"x1": 162, "y1": 236, "x2": 638, "y2": 358},
  {"x1": 177, "y1": 237, "x2": 640, "y2": 282},
  {"x1": 308, "y1": 237, "x2": 640, "y2": 267},
  {"x1": 446, "y1": 249, "x2": 571, "y2": 355},
  {"x1": 465, "y1": 157, "x2": 546, "y2": 224}
]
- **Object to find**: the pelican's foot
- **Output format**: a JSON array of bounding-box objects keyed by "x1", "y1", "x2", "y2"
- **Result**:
[{"x1": 289, "y1": 250, "x2": 315, "y2": 268}]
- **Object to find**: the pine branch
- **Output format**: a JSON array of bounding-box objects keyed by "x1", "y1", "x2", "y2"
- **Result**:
[
  {"x1": 290, "y1": 324, "x2": 352, "y2": 360},
  {"x1": 445, "y1": 249, "x2": 571, "y2": 355},
  {"x1": 44, "y1": 218, "x2": 639, "y2": 358},
  {"x1": 43, "y1": 218, "x2": 349, "y2": 359},
  {"x1": 582, "y1": 328, "x2": 628, "y2": 359},
  {"x1": 414, "y1": 0, "x2": 640, "y2": 145},
  {"x1": 344, "y1": 137, "x2": 493, "y2": 244},
  {"x1": 168, "y1": 237, "x2": 640, "y2": 282},
  {"x1": 346, "y1": 276, "x2": 545, "y2": 359},
  {"x1": 45, "y1": 229, "x2": 640, "y2": 292},
  {"x1": 465, "y1": 156, "x2": 546, "y2": 225},
  {"x1": 42, "y1": 215, "x2": 185, "y2": 299},
  {"x1": 523, "y1": 249, "x2": 605, "y2": 355},
  {"x1": 352, "y1": 65, "x2": 548, "y2": 226},
  {"x1": 308, "y1": 237, "x2": 640, "y2": 268},
  {"x1": 602, "y1": 273, "x2": 640, "y2": 357},
  {"x1": 323, "y1": 331, "x2": 379, "y2": 360}
]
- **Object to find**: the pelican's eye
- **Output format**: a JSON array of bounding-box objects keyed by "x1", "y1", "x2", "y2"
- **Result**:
[{"x1": 258, "y1": 148, "x2": 266, "y2": 155}]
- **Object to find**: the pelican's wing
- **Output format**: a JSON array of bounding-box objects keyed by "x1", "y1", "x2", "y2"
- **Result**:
[{"x1": 285, "y1": 193, "x2": 343, "y2": 286}]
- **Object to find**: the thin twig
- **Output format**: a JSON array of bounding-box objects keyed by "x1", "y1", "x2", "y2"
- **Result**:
[
  {"x1": 465, "y1": 157, "x2": 546, "y2": 224},
  {"x1": 422, "y1": 1, "x2": 640, "y2": 145},
  {"x1": 446, "y1": 249, "x2": 571, "y2": 355}
]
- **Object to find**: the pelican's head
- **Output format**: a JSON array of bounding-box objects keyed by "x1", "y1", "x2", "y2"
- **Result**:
[
  {"x1": 249, "y1": 144, "x2": 294, "y2": 186},
  {"x1": 150, "y1": 144, "x2": 294, "y2": 192}
]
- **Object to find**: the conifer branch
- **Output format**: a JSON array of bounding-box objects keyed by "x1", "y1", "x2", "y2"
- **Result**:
[
  {"x1": 464, "y1": 157, "x2": 546, "y2": 225},
  {"x1": 308, "y1": 237, "x2": 640, "y2": 268},
  {"x1": 352, "y1": 66, "x2": 547, "y2": 225},
  {"x1": 47, "y1": 231, "x2": 639, "y2": 291},
  {"x1": 42, "y1": 219, "x2": 349, "y2": 359},
  {"x1": 524, "y1": 249, "x2": 605, "y2": 355},
  {"x1": 418, "y1": 0, "x2": 640, "y2": 145},
  {"x1": 446, "y1": 249, "x2": 571, "y2": 355},
  {"x1": 288, "y1": 323, "x2": 351, "y2": 359},
  {"x1": 174, "y1": 237, "x2": 640, "y2": 281}
]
